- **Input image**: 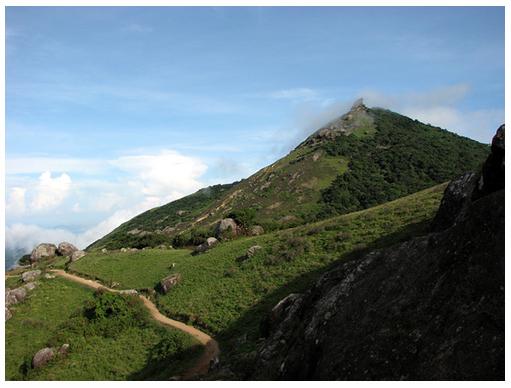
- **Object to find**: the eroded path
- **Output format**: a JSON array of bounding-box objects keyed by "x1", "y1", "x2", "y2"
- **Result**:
[{"x1": 50, "y1": 269, "x2": 219, "y2": 379}]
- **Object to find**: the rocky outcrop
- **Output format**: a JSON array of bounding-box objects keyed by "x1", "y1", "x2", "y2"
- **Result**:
[
  {"x1": 251, "y1": 125, "x2": 505, "y2": 380},
  {"x1": 70, "y1": 250, "x2": 86, "y2": 262},
  {"x1": 159, "y1": 274, "x2": 182, "y2": 294},
  {"x1": 21, "y1": 270, "x2": 42, "y2": 282},
  {"x1": 30, "y1": 243, "x2": 57, "y2": 263},
  {"x1": 57, "y1": 242, "x2": 78, "y2": 257},
  {"x1": 194, "y1": 237, "x2": 218, "y2": 254},
  {"x1": 215, "y1": 218, "x2": 239, "y2": 239}
]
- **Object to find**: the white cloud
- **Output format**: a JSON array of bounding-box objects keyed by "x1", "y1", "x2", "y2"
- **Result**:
[
  {"x1": 111, "y1": 149, "x2": 207, "y2": 201},
  {"x1": 6, "y1": 223, "x2": 78, "y2": 254},
  {"x1": 6, "y1": 187, "x2": 27, "y2": 215},
  {"x1": 30, "y1": 171, "x2": 72, "y2": 211},
  {"x1": 360, "y1": 84, "x2": 503, "y2": 142}
]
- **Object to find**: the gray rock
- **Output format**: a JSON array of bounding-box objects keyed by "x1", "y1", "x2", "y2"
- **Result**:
[
  {"x1": 57, "y1": 242, "x2": 78, "y2": 257},
  {"x1": 30, "y1": 243, "x2": 57, "y2": 263},
  {"x1": 21, "y1": 270, "x2": 42, "y2": 283},
  {"x1": 159, "y1": 274, "x2": 181, "y2": 294},
  {"x1": 249, "y1": 225, "x2": 265, "y2": 236},
  {"x1": 6, "y1": 307, "x2": 12, "y2": 321},
  {"x1": 6, "y1": 287, "x2": 27, "y2": 306},
  {"x1": 246, "y1": 245, "x2": 263, "y2": 258},
  {"x1": 44, "y1": 273, "x2": 55, "y2": 279},
  {"x1": 215, "y1": 218, "x2": 239, "y2": 239},
  {"x1": 194, "y1": 237, "x2": 218, "y2": 254},
  {"x1": 120, "y1": 248, "x2": 128, "y2": 252},
  {"x1": 32, "y1": 347, "x2": 55, "y2": 368},
  {"x1": 120, "y1": 289, "x2": 138, "y2": 295},
  {"x1": 24, "y1": 282, "x2": 37, "y2": 292},
  {"x1": 70, "y1": 250, "x2": 86, "y2": 262},
  {"x1": 58, "y1": 343, "x2": 70, "y2": 356},
  {"x1": 101, "y1": 248, "x2": 108, "y2": 253}
]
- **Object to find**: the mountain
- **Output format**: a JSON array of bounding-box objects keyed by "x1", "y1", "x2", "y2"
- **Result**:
[
  {"x1": 250, "y1": 125, "x2": 504, "y2": 380},
  {"x1": 88, "y1": 100, "x2": 489, "y2": 251}
]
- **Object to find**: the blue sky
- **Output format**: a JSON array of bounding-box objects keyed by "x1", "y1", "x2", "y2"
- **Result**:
[{"x1": 5, "y1": 6, "x2": 505, "y2": 262}]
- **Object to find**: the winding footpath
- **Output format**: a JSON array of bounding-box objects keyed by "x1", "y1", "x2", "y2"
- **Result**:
[{"x1": 50, "y1": 269, "x2": 219, "y2": 380}]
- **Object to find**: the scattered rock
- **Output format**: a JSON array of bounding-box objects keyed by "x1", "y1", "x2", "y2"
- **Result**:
[
  {"x1": 70, "y1": 250, "x2": 86, "y2": 262},
  {"x1": 120, "y1": 289, "x2": 138, "y2": 295},
  {"x1": 57, "y1": 242, "x2": 78, "y2": 257},
  {"x1": 176, "y1": 210, "x2": 187, "y2": 216},
  {"x1": 246, "y1": 245, "x2": 263, "y2": 258},
  {"x1": 58, "y1": 343, "x2": 70, "y2": 356},
  {"x1": 6, "y1": 307, "x2": 12, "y2": 321},
  {"x1": 120, "y1": 248, "x2": 128, "y2": 252},
  {"x1": 6, "y1": 287, "x2": 27, "y2": 306},
  {"x1": 30, "y1": 243, "x2": 57, "y2": 263},
  {"x1": 32, "y1": 347, "x2": 55, "y2": 368},
  {"x1": 249, "y1": 225, "x2": 265, "y2": 236},
  {"x1": 215, "y1": 218, "x2": 239, "y2": 239},
  {"x1": 44, "y1": 273, "x2": 55, "y2": 279},
  {"x1": 159, "y1": 274, "x2": 182, "y2": 294},
  {"x1": 101, "y1": 248, "x2": 108, "y2": 253},
  {"x1": 130, "y1": 248, "x2": 139, "y2": 252},
  {"x1": 194, "y1": 237, "x2": 219, "y2": 254},
  {"x1": 24, "y1": 282, "x2": 37, "y2": 292},
  {"x1": 21, "y1": 270, "x2": 42, "y2": 283}
]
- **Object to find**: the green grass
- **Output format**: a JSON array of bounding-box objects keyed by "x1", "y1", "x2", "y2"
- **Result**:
[
  {"x1": 5, "y1": 277, "x2": 201, "y2": 380},
  {"x1": 70, "y1": 184, "x2": 446, "y2": 340},
  {"x1": 70, "y1": 248, "x2": 192, "y2": 290},
  {"x1": 5, "y1": 275, "x2": 22, "y2": 289}
]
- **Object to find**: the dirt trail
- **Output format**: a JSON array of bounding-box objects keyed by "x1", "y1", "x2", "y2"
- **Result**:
[{"x1": 50, "y1": 269, "x2": 219, "y2": 379}]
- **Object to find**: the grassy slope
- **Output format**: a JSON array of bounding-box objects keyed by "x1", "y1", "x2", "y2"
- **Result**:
[
  {"x1": 5, "y1": 277, "x2": 201, "y2": 380},
  {"x1": 89, "y1": 107, "x2": 487, "y2": 253},
  {"x1": 70, "y1": 184, "x2": 446, "y2": 340}
]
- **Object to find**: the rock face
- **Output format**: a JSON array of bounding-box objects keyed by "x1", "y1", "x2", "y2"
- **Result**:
[
  {"x1": 251, "y1": 125, "x2": 505, "y2": 380},
  {"x1": 32, "y1": 347, "x2": 55, "y2": 368},
  {"x1": 30, "y1": 243, "x2": 57, "y2": 263},
  {"x1": 159, "y1": 274, "x2": 182, "y2": 294},
  {"x1": 70, "y1": 250, "x2": 86, "y2": 262},
  {"x1": 215, "y1": 218, "x2": 239, "y2": 239},
  {"x1": 194, "y1": 237, "x2": 218, "y2": 254},
  {"x1": 21, "y1": 270, "x2": 42, "y2": 283},
  {"x1": 57, "y1": 242, "x2": 78, "y2": 257},
  {"x1": 5, "y1": 287, "x2": 27, "y2": 307}
]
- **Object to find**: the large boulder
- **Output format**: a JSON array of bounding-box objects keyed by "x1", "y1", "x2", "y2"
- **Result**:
[
  {"x1": 70, "y1": 250, "x2": 86, "y2": 262},
  {"x1": 32, "y1": 347, "x2": 55, "y2": 368},
  {"x1": 5, "y1": 287, "x2": 27, "y2": 307},
  {"x1": 21, "y1": 270, "x2": 42, "y2": 283},
  {"x1": 194, "y1": 237, "x2": 218, "y2": 254},
  {"x1": 159, "y1": 274, "x2": 182, "y2": 294},
  {"x1": 57, "y1": 242, "x2": 78, "y2": 257},
  {"x1": 30, "y1": 243, "x2": 57, "y2": 263},
  {"x1": 215, "y1": 218, "x2": 239, "y2": 239}
]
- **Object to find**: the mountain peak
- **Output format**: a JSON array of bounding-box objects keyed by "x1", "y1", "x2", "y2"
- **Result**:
[{"x1": 301, "y1": 97, "x2": 373, "y2": 147}]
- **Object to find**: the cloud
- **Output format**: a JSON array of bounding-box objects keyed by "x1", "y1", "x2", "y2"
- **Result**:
[
  {"x1": 361, "y1": 84, "x2": 504, "y2": 142},
  {"x1": 111, "y1": 149, "x2": 207, "y2": 201},
  {"x1": 6, "y1": 223, "x2": 78, "y2": 256},
  {"x1": 6, "y1": 187, "x2": 27, "y2": 215},
  {"x1": 30, "y1": 171, "x2": 72, "y2": 211}
]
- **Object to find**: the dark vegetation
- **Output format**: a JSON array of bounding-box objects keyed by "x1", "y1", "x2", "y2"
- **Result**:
[{"x1": 320, "y1": 109, "x2": 489, "y2": 216}]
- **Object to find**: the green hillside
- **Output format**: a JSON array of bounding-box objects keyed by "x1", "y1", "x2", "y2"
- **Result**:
[
  {"x1": 69, "y1": 183, "x2": 446, "y2": 375},
  {"x1": 6, "y1": 277, "x2": 200, "y2": 380},
  {"x1": 88, "y1": 103, "x2": 488, "y2": 252}
]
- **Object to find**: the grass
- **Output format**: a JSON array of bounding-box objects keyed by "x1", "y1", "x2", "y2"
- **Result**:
[
  {"x1": 5, "y1": 276, "x2": 201, "y2": 380},
  {"x1": 70, "y1": 248, "x2": 192, "y2": 290},
  {"x1": 69, "y1": 183, "x2": 446, "y2": 339}
]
